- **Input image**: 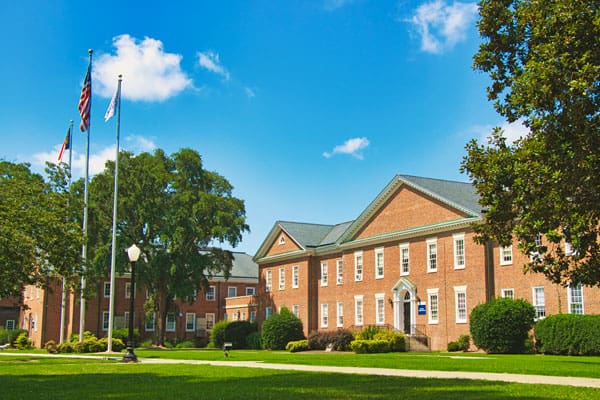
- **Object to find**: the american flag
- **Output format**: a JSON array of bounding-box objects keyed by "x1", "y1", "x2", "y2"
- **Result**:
[
  {"x1": 57, "y1": 128, "x2": 71, "y2": 162},
  {"x1": 78, "y1": 65, "x2": 91, "y2": 132}
]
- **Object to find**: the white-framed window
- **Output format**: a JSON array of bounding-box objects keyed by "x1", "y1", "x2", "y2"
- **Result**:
[
  {"x1": 354, "y1": 251, "x2": 363, "y2": 281},
  {"x1": 206, "y1": 286, "x2": 216, "y2": 301},
  {"x1": 321, "y1": 262, "x2": 328, "y2": 286},
  {"x1": 427, "y1": 288, "x2": 439, "y2": 324},
  {"x1": 279, "y1": 235, "x2": 286, "y2": 245},
  {"x1": 500, "y1": 245, "x2": 513, "y2": 265},
  {"x1": 453, "y1": 233, "x2": 465, "y2": 269},
  {"x1": 206, "y1": 313, "x2": 215, "y2": 330},
  {"x1": 265, "y1": 307, "x2": 273, "y2": 320},
  {"x1": 228, "y1": 287, "x2": 237, "y2": 298},
  {"x1": 103, "y1": 282, "x2": 111, "y2": 298},
  {"x1": 337, "y1": 302, "x2": 344, "y2": 327},
  {"x1": 375, "y1": 293, "x2": 385, "y2": 325},
  {"x1": 400, "y1": 243, "x2": 410, "y2": 276},
  {"x1": 185, "y1": 313, "x2": 196, "y2": 332},
  {"x1": 292, "y1": 304, "x2": 300, "y2": 317},
  {"x1": 501, "y1": 288, "x2": 515, "y2": 299},
  {"x1": 375, "y1": 247, "x2": 384, "y2": 278},
  {"x1": 292, "y1": 265, "x2": 299, "y2": 288},
  {"x1": 145, "y1": 312, "x2": 156, "y2": 332},
  {"x1": 568, "y1": 283, "x2": 584, "y2": 315},
  {"x1": 5, "y1": 320, "x2": 15, "y2": 330},
  {"x1": 321, "y1": 303, "x2": 328, "y2": 328},
  {"x1": 354, "y1": 295, "x2": 363, "y2": 326},
  {"x1": 336, "y1": 259, "x2": 343, "y2": 285},
  {"x1": 32, "y1": 313, "x2": 38, "y2": 332},
  {"x1": 246, "y1": 287, "x2": 255, "y2": 295},
  {"x1": 531, "y1": 234, "x2": 543, "y2": 261},
  {"x1": 279, "y1": 267, "x2": 285, "y2": 290},
  {"x1": 102, "y1": 311, "x2": 109, "y2": 331},
  {"x1": 166, "y1": 313, "x2": 176, "y2": 332},
  {"x1": 532, "y1": 286, "x2": 546, "y2": 319},
  {"x1": 454, "y1": 286, "x2": 467, "y2": 323},
  {"x1": 427, "y1": 238, "x2": 438, "y2": 273},
  {"x1": 125, "y1": 282, "x2": 132, "y2": 299},
  {"x1": 266, "y1": 270, "x2": 273, "y2": 292}
]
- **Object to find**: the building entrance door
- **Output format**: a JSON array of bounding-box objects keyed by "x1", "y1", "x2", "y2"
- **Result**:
[{"x1": 403, "y1": 292, "x2": 411, "y2": 334}]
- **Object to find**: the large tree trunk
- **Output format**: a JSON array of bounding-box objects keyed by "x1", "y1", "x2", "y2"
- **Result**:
[{"x1": 154, "y1": 286, "x2": 169, "y2": 346}]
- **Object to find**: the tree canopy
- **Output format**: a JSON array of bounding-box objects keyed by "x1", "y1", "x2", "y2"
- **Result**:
[
  {"x1": 462, "y1": 0, "x2": 600, "y2": 286},
  {"x1": 87, "y1": 148, "x2": 249, "y2": 345}
]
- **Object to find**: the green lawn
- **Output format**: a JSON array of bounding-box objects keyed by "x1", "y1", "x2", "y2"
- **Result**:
[{"x1": 0, "y1": 356, "x2": 598, "y2": 400}]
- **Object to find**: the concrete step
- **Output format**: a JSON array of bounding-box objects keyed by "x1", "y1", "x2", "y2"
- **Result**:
[{"x1": 406, "y1": 335, "x2": 431, "y2": 352}]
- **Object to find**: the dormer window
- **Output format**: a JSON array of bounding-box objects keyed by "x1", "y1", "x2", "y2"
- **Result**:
[{"x1": 279, "y1": 236, "x2": 286, "y2": 245}]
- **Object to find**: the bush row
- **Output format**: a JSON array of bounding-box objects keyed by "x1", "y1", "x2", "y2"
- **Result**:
[
  {"x1": 0, "y1": 328, "x2": 28, "y2": 347},
  {"x1": 208, "y1": 320, "x2": 260, "y2": 349},
  {"x1": 308, "y1": 329, "x2": 354, "y2": 351},
  {"x1": 535, "y1": 314, "x2": 600, "y2": 355}
]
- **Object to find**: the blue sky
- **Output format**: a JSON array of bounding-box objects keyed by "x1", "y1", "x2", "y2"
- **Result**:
[{"x1": 1, "y1": 0, "x2": 526, "y2": 255}]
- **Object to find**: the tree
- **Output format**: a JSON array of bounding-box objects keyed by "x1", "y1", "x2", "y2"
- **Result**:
[
  {"x1": 87, "y1": 148, "x2": 248, "y2": 345},
  {"x1": 0, "y1": 161, "x2": 83, "y2": 298},
  {"x1": 462, "y1": 0, "x2": 600, "y2": 286},
  {"x1": 261, "y1": 307, "x2": 305, "y2": 350}
]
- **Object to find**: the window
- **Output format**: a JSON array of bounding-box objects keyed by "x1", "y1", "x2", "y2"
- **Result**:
[
  {"x1": 568, "y1": 283, "x2": 584, "y2": 315},
  {"x1": 453, "y1": 233, "x2": 465, "y2": 269},
  {"x1": 279, "y1": 267, "x2": 285, "y2": 290},
  {"x1": 206, "y1": 286, "x2": 215, "y2": 301},
  {"x1": 125, "y1": 282, "x2": 132, "y2": 299},
  {"x1": 354, "y1": 251, "x2": 363, "y2": 281},
  {"x1": 5, "y1": 320, "x2": 15, "y2": 330},
  {"x1": 354, "y1": 295, "x2": 363, "y2": 326},
  {"x1": 533, "y1": 286, "x2": 546, "y2": 319},
  {"x1": 145, "y1": 312, "x2": 156, "y2": 332},
  {"x1": 454, "y1": 286, "x2": 467, "y2": 323},
  {"x1": 375, "y1": 294, "x2": 385, "y2": 325},
  {"x1": 228, "y1": 287, "x2": 237, "y2": 298},
  {"x1": 427, "y1": 238, "x2": 437, "y2": 272},
  {"x1": 185, "y1": 313, "x2": 196, "y2": 332},
  {"x1": 245, "y1": 287, "x2": 255, "y2": 295},
  {"x1": 102, "y1": 311, "x2": 110, "y2": 331},
  {"x1": 501, "y1": 288, "x2": 515, "y2": 299},
  {"x1": 103, "y1": 282, "x2": 111, "y2": 298},
  {"x1": 400, "y1": 243, "x2": 410, "y2": 276},
  {"x1": 375, "y1": 247, "x2": 384, "y2": 278},
  {"x1": 279, "y1": 235, "x2": 286, "y2": 245},
  {"x1": 292, "y1": 265, "x2": 299, "y2": 288},
  {"x1": 321, "y1": 262, "x2": 328, "y2": 286},
  {"x1": 249, "y1": 311, "x2": 256, "y2": 322},
  {"x1": 337, "y1": 302, "x2": 344, "y2": 327},
  {"x1": 321, "y1": 303, "x2": 328, "y2": 328},
  {"x1": 427, "y1": 288, "x2": 439, "y2": 324},
  {"x1": 266, "y1": 270, "x2": 272, "y2": 292},
  {"x1": 531, "y1": 234, "x2": 543, "y2": 261},
  {"x1": 166, "y1": 313, "x2": 176, "y2": 332},
  {"x1": 500, "y1": 246, "x2": 513, "y2": 265},
  {"x1": 265, "y1": 307, "x2": 273, "y2": 320},
  {"x1": 336, "y1": 260, "x2": 343, "y2": 285},
  {"x1": 206, "y1": 313, "x2": 215, "y2": 330},
  {"x1": 292, "y1": 304, "x2": 300, "y2": 317}
]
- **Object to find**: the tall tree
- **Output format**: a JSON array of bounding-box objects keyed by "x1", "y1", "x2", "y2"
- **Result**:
[
  {"x1": 462, "y1": 1, "x2": 600, "y2": 286},
  {"x1": 88, "y1": 148, "x2": 248, "y2": 345},
  {"x1": 0, "y1": 161, "x2": 83, "y2": 298}
]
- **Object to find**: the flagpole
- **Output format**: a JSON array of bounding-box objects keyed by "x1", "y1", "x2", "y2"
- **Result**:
[
  {"x1": 79, "y1": 49, "x2": 93, "y2": 341},
  {"x1": 107, "y1": 75, "x2": 122, "y2": 353},
  {"x1": 59, "y1": 120, "x2": 74, "y2": 343}
]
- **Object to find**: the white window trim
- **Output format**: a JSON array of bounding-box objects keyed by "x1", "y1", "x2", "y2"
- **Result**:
[
  {"x1": 246, "y1": 287, "x2": 255, "y2": 295},
  {"x1": 292, "y1": 304, "x2": 300, "y2": 318},
  {"x1": 5, "y1": 320, "x2": 15, "y2": 330},
  {"x1": 321, "y1": 262, "x2": 328, "y2": 287},
  {"x1": 375, "y1": 247, "x2": 385, "y2": 279},
  {"x1": 336, "y1": 301, "x2": 344, "y2": 327},
  {"x1": 532, "y1": 286, "x2": 546, "y2": 320},
  {"x1": 321, "y1": 303, "x2": 329, "y2": 328},
  {"x1": 279, "y1": 235, "x2": 286, "y2": 245},
  {"x1": 266, "y1": 270, "x2": 272, "y2": 292},
  {"x1": 453, "y1": 233, "x2": 466, "y2": 270},
  {"x1": 166, "y1": 313, "x2": 176, "y2": 332},
  {"x1": 568, "y1": 283, "x2": 584, "y2": 315},
  {"x1": 400, "y1": 243, "x2": 410, "y2": 276},
  {"x1": 427, "y1": 288, "x2": 439, "y2": 324},
  {"x1": 265, "y1": 307, "x2": 273, "y2": 320},
  {"x1": 500, "y1": 245, "x2": 513, "y2": 266},
  {"x1": 102, "y1": 311, "x2": 109, "y2": 331},
  {"x1": 454, "y1": 285, "x2": 467, "y2": 324},
  {"x1": 103, "y1": 282, "x2": 111, "y2": 298},
  {"x1": 125, "y1": 282, "x2": 132, "y2": 299},
  {"x1": 354, "y1": 251, "x2": 363, "y2": 281},
  {"x1": 228, "y1": 286, "x2": 237, "y2": 298},
  {"x1": 206, "y1": 285, "x2": 216, "y2": 301},
  {"x1": 145, "y1": 312, "x2": 156, "y2": 332},
  {"x1": 375, "y1": 293, "x2": 385, "y2": 325},
  {"x1": 354, "y1": 295, "x2": 364, "y2": 326},
  {"x1": 292, "y1": 265, "x2": 299, "y2": 289},
  {"x1": 427, "y1": 238, "x2": 438, "y2": 273},
  {"x1": 206, "y1": 313, "x2": 215, "y2": 330},
  {"x1": 336, "y1": 259, "x2": 343, "y2": 285},
  {"x1": 501, "y1": 288, "x2": 515, "y2": 299},
  {"x1": 278, "y1": 267, "x2": 285, "y2": 290},
  {"x1": 185, "y1": 313, "x2": 196, "y2": 332}
]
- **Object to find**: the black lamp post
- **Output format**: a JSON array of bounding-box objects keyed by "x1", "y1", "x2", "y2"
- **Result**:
[{"x1": 123, "y1": 243, "x2": 140, "y2": 362}]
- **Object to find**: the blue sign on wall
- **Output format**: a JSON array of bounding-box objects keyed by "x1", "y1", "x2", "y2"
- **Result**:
[{"x1": 418, "y1": 302, "x2": 426, "y2": 315}]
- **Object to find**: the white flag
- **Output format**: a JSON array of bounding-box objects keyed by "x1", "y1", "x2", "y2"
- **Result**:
[{"x1": 104, "y1": 84, "x2": 120, "y2": 122}]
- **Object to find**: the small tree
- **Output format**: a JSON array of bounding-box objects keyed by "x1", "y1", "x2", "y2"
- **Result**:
[
  {"x1": 470, "y1": 297, "x2": 535, "y2": 354},
  {"x1": 261, "y1": 307, "x2": 304, "y2": 350}
]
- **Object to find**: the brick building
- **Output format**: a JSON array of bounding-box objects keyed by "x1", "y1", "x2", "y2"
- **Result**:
[
  {"x1": 0, "y1": 297, "x2": 20, "y2": 331},
  {"x1": 253, "y1": 174, "x2": 600, "y2": 350},
  {"x1": 21, "y1": 252, "x2": 258, "y2": 347}
]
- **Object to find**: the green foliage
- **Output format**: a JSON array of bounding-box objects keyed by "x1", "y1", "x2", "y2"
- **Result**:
[
  {"x1": 354, "y1": 325, "x2": 381, "y2": 340},
  {"x1": 350, "y1": 339, "x2": 391, "y2": 354},
  {"x1": 14, "y1": 332, "x2": 33, "y2": 350},
  {"x1": 286, "y1": 339, "x2": 309, "y2": 353},
  {"x1": 261, "y1": 307, "x2": 305, "y2": 350},
  {"x1": 110, "y1": 328, "x2": 141, "y2": 346},
  {"x1": 245, "y1": 332, "x2": 262, "y2": 350},
  {"x1": 56, "y1": 341, "x2": 74, "y2": 353},
  {"x1": 175, "y1": 340, "x2": 195, "y2": 349},
  {"x1": 448, "y1": 334, "x2": 471, "y2": 352},
  {"x1": 44, "y1": 340, "x2": 58, "y2": 353},
  {"x1": 209, "y1": 320, "x2": 230, "y2": 348},
  {"x1": 373, "y1": 331, "x2": 406, "y2": 352},
  {"x1": 349, "y1": 327, "x2": 405, "y2": 354},
  {"x1": 464, "y1": 0, "x2": 600, "y2": 286},
  {"x1": 470, "y1": 297, "x2": 535, "y2": 354},
  {"x1": 308, "y1": 330, "x2": 354, "y2": 351},
  {"x1": 74, "y1": 337, "x2": 104, "y2": 353},
  {"x1": 98, "y1": 337, "x2": 126, "y2": 352},
  {"x1": 535, "y1": 314, "x2": 600, "y2": 355},
  {"x1": 224, "y1": 320, "x2": 258, "y2": 349},
  {"x1": 0, "y1": 328, "x2": 27, "y2": 346}
]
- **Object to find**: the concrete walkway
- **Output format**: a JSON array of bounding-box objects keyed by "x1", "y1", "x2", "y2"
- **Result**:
[{"x1": 2, "y1": 352, "x2": 600, "y2": 389}]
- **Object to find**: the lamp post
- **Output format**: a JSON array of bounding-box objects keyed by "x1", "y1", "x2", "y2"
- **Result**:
[{"x1": 123, "y1": 244, "x2": 141, "y2": 362}]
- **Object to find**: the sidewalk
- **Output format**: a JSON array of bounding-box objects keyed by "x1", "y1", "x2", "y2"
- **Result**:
[{"x1": 2, "y1": 352, "x2": 599, "y2": 389}]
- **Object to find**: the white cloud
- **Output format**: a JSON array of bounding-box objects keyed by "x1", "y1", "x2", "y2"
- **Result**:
[
  {"x1": 94, "y1": 34, "x2": 192, "y2": 101},
  {"x1": 467, "y1": 120, "x2": 530, "y2": 145},
  {"x1": 408, "y1": 1, "x2": 478, "y2": 54},
  {"x1": 324, "y1": 0, "x2": 354, "y2": 11},
  {"x1": 197, "y1": 51, "x2": 231, "y2": 81},
  {"x1": 244, "y1": 87, "x2": 256, "y2": 98},
  {"x1": 323, "y1": 137, "x2": 370, "y2": 159}
]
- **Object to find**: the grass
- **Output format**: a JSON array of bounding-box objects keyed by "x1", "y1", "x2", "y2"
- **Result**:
[{"x1": 1, "y1": 356, "x2": 599, "y2": 399}]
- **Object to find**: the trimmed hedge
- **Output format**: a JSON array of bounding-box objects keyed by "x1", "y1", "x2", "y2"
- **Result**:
[
  {"x1": 535, "y1": 314, "x2": 600, "y2": 355},
  {"x1": 286, "y1": 339, "x2": 309, "y2": 352},
  {"x1": 448, "y1": 334, "x2": 470, "y2": 352},
  {"x1": 350, "y1": 327, "x2": 406, "y2": 354},
  {"x1": 226, "y1": 321, "x2": 258, "y2": 349},
  {"x1": 209, "y1": 320, "x2": 229, "y2": 348},
  {"x1": 261, "y1": 307, "x2": 305, "y2": 350},
  {"x1": 350, "y1": 339, "x2": 391, "y2": 354},
  {"x1": 470, "y1": 297, "x2": 535, "y2": 354}
]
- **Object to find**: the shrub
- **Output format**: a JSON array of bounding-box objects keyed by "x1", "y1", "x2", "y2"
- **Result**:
[
  {"x1": 98, "y1": 337, "x2": 126, "y2": 352},
  {"x1": 140, "y1": 339, "x2": 153, "y2": 348},
  {"x1": 309, "y1": 329, "x2": 355, "y2": 351},
  {"x1": 57, "y1": 341, "x2": 75, "y2": 353},
  {"x1": 74, "y1": 337, "x2": 104, "y2": 353},
  {"x1": 175, "y1": 340, "x2": 195, "y2": 349},
  {"x1": 448, "y1": 334, "x2": 471, "y2": 352},
  {"x1": 111, "y1": 328, "x2": 141, "y2": 346},
  {"x1": 470, "y1": 297, "x2": 535, "y2": 354},
  {"x1": 261, "y1": 307, "x2": 305, "y2": 350},
  {"x1": 14, "y1": 332, "x2": 33, "y2": 350},
  {"x1": 209, "y1": 320, "x2": 229, "y2": 348},
  {"x1": 246, "y1": 332, "x2": 262, "y2": 350},
  {"x1": 225, "y1": 321, "x2": 258, "y2": 349},
  {"x1": 373, "y1": 331, "x2": 406, "y2": 352},
  {"x1": 69, "y1": 331, "x2": 95, "y2": 343},
  {"x1": 350, "y1": 339, "x2": 391, "y2": 354},
  {"x1": 535, "y1": 314, "x2": 600, "y2": 355},
  {"x1": 447, "y1": 341, "x2": 461, "y2": 352},
  {"x1": 45, "y1": 340, "x2": 58, "y2": 353},
  {"x1": 354, "y1": 325, "x2": 382, "y2": 340},
  {"x1": 286, "y1": 339, "x2": 309, "y2": 353},
  {"x1": 0, "y1": 328, "x2": 27, "y2": 346}
]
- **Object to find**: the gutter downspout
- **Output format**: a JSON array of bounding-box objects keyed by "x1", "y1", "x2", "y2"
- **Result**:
[{"x1": 484, "y1": 241, "x2": 495, "y2": 301}]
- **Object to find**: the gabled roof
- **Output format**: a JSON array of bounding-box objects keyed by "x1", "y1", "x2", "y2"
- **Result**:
[
  {"x1": 278, "y1": 221, "x2": 335, "y2": 248},
  {"x1": 213, "y1": 252, "x2": 258, "y2": 279}
]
